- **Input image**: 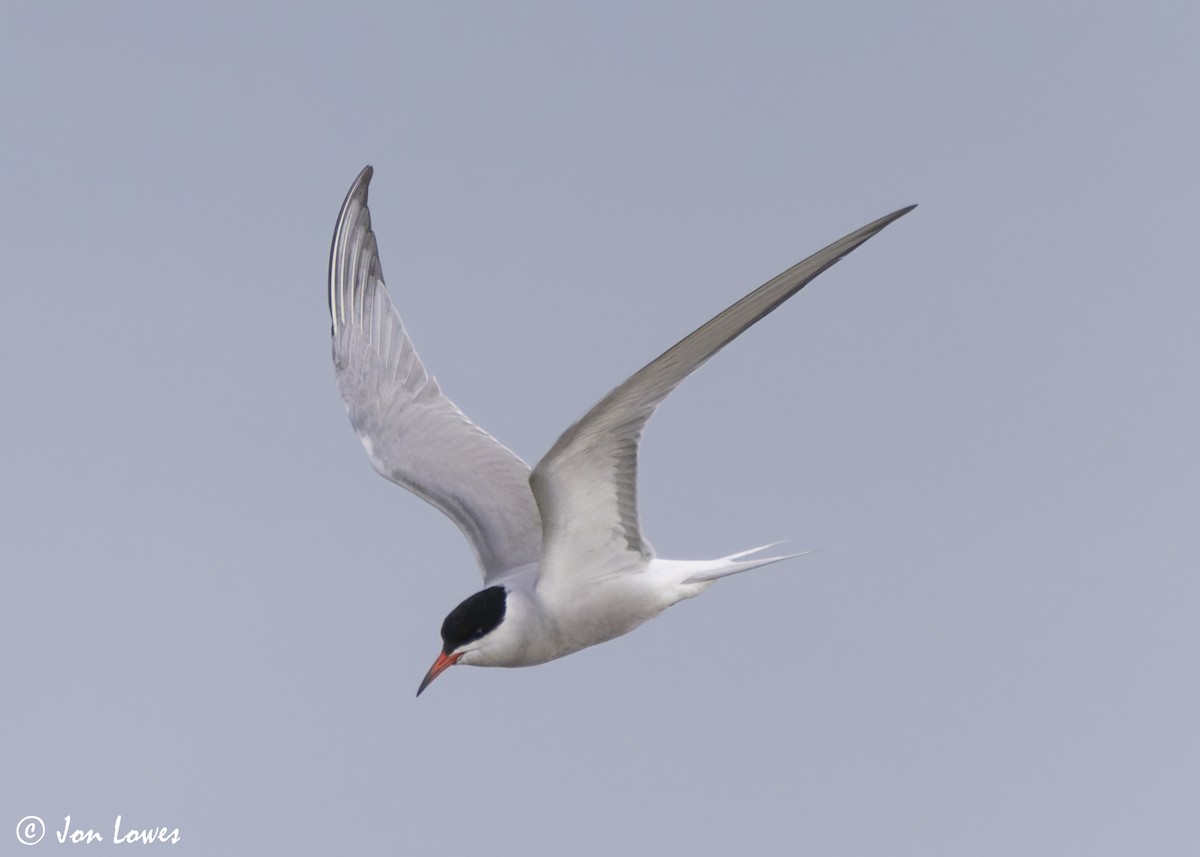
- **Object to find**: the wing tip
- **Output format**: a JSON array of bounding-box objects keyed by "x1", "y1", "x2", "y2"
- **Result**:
[
  {"x1": 874, "y1": 203, "x2": 918, "y2": 231},
  {"x1": 329, "y1": 165, "x2": 376, "y2": 334},
  {"x1": 333, "y1": 165, "x2": 375, "y2": 229},
  {"x1": 836, "y1": 203, "x2": 916, "y2": 254},
  {"x1": 346, "y1": 164, "x2": 374, "y2": 207},
  {"x1": 355, "y1": 164, "x2": 374, "y2": 193}
]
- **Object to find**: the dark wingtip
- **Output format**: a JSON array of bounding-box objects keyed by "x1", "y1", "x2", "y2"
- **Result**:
[
  {"x1": 334, "y1": 166, "x2": 375, "y2": 225},
  {"x1": 878, "y1": 203, "x2": 918, "y2": 228},
  {"x1": 350, "y1": 165, "x2": 374, "y2": 201},
  {"x1": 328, "y1": 166, "x2": 377, "y2": 327},
  {"x1": 849, "y1": 203, "x2": 917, "y2": 244}
]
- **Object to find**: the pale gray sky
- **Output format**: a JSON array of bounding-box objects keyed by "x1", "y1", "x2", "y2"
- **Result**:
[{"x1": 3, "y1": 2, "x2": 1198, "y2": 855}]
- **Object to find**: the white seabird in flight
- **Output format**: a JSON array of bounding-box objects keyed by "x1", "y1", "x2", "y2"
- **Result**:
[{"x1": 326, "y1": 166, "x2": 914, "y2": 695}]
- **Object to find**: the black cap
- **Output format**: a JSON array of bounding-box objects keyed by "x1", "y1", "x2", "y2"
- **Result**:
[{"x1": 440, "y1": 586, "x2": 507, "y2": 654}]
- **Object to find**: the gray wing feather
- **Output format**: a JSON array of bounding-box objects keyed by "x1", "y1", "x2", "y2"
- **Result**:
[
  {"x1": 530, "y1": 205, "x2": 915, "y2": 592},
  {"x1": 329, "y1": 167, "x2": 542, "y2": 582}
]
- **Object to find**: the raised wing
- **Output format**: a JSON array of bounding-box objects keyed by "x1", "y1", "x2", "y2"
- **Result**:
[
  {"x1": 329, "y1": 166, "x2": 542, "y2": 582},
  {"x1": 530, "y1": 205, "x2": 915, "y2": 597}
]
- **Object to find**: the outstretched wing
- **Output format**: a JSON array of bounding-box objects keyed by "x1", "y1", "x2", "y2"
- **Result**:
[
  {"x1": 328, "y1": 166, "x2": 542, "y2": 582},
  {"x1": 530, "y1": 205, "x2": 916, "y2": 597}
]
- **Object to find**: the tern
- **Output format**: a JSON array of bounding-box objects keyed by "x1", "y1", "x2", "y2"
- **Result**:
[{"x1": 327, "y1": 166, "x2": 913, "y2": 696}]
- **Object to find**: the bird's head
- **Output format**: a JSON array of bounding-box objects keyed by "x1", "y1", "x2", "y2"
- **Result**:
[{"x1": 416, "y1": 585, "x2": 508, "y2": 696}]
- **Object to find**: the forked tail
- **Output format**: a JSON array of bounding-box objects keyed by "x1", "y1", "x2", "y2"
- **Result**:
[{"x1": 680, "y1": 542, "x2": 811, "y2": 584}]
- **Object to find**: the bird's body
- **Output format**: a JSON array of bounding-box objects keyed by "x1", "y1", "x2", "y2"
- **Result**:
[
  {"x1": 459, "y1": 561, "x2": 677, "y2": 669},
  {"x1": 327, "y1": 166, "x2": 913, "y2": 694},
  {"x1": 466, "y1": 552, "x2": 775, "y2": 668}
]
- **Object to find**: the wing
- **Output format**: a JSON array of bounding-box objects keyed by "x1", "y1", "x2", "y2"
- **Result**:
[
  {"x1": 328, "y1": 166, "x2": 542, "y2": 582},
  {"x1": 529, "y1": 205, "x2": 916, "y2": 596}
]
